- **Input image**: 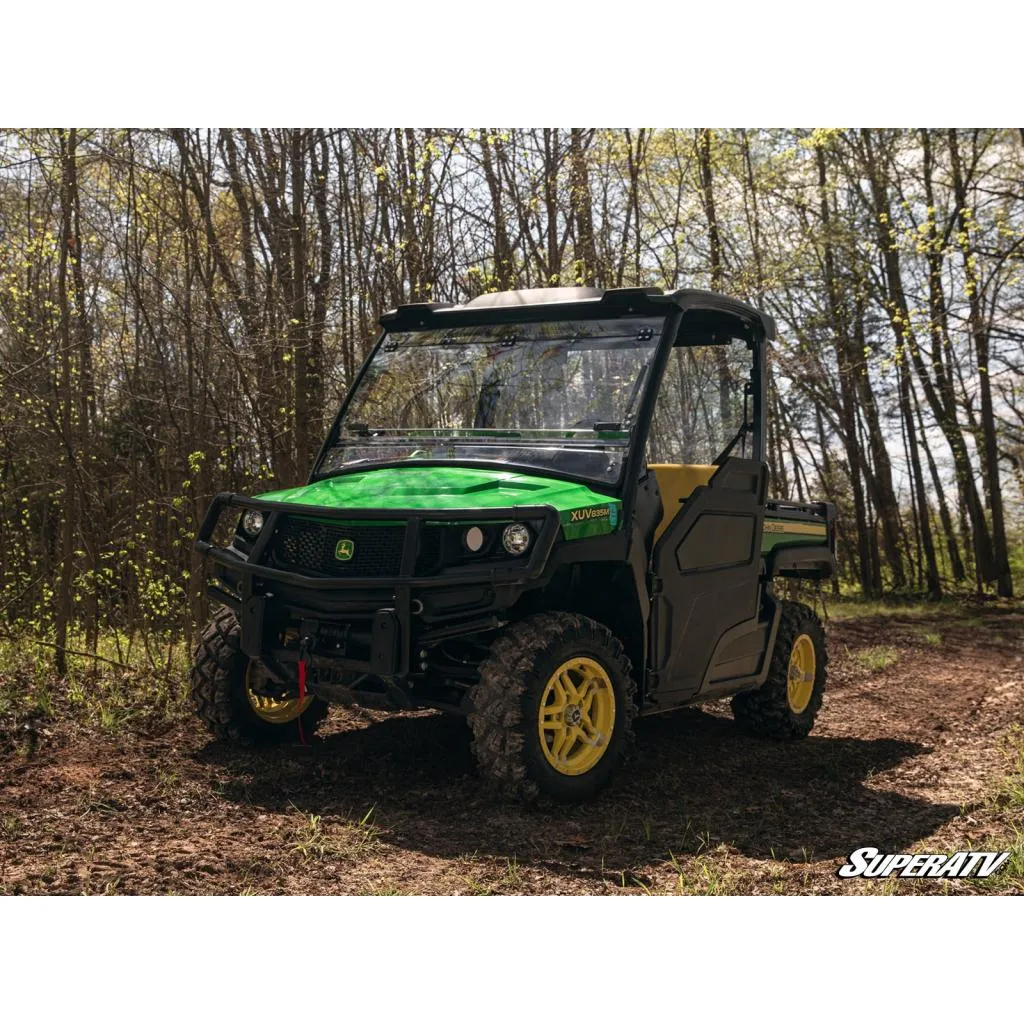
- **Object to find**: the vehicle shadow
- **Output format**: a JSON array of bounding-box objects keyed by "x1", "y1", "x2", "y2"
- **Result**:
[{"x1": 195, "y1": 706, "x2": 961, "y2": 876}]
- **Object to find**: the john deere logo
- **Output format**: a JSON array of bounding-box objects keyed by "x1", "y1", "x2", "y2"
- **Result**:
[{"x1": 334, "y1": 539, "x2": 355, "y2": 561}]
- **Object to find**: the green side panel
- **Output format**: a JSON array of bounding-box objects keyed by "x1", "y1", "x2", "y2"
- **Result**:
[
  {"x1": 559, "y1": 502, "x2": 622, "y2": 540},
  {"x1": 760, "y1": 516, "x2": 828, "y2": 554},
  {"x1": 258, "y1": 465, "x2": 622, "y2": 540}
]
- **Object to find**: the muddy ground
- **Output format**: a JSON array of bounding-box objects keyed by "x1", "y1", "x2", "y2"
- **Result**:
[{"x1": 2, "y1": 608, "x2": 1022, "y2": 894}]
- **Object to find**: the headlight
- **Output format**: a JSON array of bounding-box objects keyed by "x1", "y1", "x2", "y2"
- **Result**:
[
  {"x1": 241, "y1": 509, "x2": 265, "y2": 537},
  {"x1": 464, "y1": 526, "x2": 486, "y2": 553},
  {"x1": 502, "y1": 522, "x2": 532, "y2": 556}
]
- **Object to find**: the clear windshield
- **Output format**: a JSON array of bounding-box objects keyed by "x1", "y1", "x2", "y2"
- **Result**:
[{"x1": 317, "y1": 317, "x2": 665, "y2": 484}]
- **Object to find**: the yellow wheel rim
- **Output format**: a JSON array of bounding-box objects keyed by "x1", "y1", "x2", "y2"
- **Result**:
[
  {"x1": 244, "y1": 662, "x2": 313, "y2": 724},
  {"x1": 537, "y1": 657, "x2": 616, "y2": 777},
  {"x1": 787, "y1": 634, "x2": 816, "y2": 714}
]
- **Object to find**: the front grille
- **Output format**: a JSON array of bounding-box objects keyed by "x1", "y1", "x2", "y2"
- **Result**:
[
  {"x1": 415, "y1": 525, "x2": 445, "y2": 575},
  {"x1": 270, "y1": 517, "x2": 406, "y2": 578}
]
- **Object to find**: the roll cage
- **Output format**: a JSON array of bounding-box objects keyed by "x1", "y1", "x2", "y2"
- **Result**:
[{"x1": 310, "y1": 287, "x2": 774, "y2": 526}]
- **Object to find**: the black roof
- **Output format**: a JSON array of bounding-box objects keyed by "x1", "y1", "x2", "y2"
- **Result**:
[{"x1": 379, "y1": 286, "x2": 775, "y2": 341}]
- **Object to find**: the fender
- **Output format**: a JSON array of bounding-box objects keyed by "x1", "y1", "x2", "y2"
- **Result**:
[{"x1": 766, "y1": 544, "x2": 835, "y2": 580}]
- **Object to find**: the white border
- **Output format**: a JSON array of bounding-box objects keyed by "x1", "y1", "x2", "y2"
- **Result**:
[
  {"x1": 2, "y1": 896, "x2": 1018, "y2": 1018},
  {"x1": 2, "y1": 1, "x2": 1018, "y2": 124}
]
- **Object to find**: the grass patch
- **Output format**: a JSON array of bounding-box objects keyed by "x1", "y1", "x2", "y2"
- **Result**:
[
  {"x1": 827, "y1": 600, "x2": 940, "y2": 622},
  {"x1": 854, "y1": 645, "x2": 900, "y2": 672},
  {"x1": 290, "y1": 808, "x2": 381, "y2": 863},
  {"x1": 0, "y1": 628, "x2": 190, "y2": 738},
  {"x1": 1, "y1": 814, "x2": 23, "y2": 839},
  {"x1": 461, "y1": 857, "x2": 528, "y2": 895},
  {"x1": 959, "y1": 728, "x2": 1024, "y2": 893},
  {"x1": 996, "y1": 726, "x2": 1024, "y2": 810},
  {"x1": 667, "y1": 849, "x2": 737, "y2": 895},
  {"x1": 998, "y1": 826, "x2": 1024, "y2": 885},
  {"x1": 291, "y1": 814, "x2": 336, "y2": 861},
  {"x1": 970, "y1": 826, "x2": 1024, "y2": 892},
  {"x1": 825, "y1": 595, "x2": 1022, "y2": 624}
]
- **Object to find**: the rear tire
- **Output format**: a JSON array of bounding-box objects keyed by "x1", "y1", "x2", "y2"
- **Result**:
[
  {"x1": 731, "y1": 600, "x2": 826, "y2": 740},
  {"x1": 190, "y1": 607, "x2": 328, "y2": 745},
  {"x1": 468, "y1": 612, "x2": 636, "y2": 803}
]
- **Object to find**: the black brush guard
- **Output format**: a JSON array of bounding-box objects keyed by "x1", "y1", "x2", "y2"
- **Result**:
[{"x1": 195, "y1": 493, "x2": 559, "y2": 679}]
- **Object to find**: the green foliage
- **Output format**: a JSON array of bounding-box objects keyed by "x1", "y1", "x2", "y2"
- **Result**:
[{"x1": 0, "y1": 628, "x2": 189, "y2": 737}]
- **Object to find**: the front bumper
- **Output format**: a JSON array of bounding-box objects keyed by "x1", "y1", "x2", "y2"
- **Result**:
[{"x1": 194, "y1": 492, "x2": 559, "y2": 678}]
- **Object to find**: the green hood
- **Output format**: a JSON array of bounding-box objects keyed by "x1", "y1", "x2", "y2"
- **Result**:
[{"x1": 258, "y1": 465, "x2": 621, "y2": 540}]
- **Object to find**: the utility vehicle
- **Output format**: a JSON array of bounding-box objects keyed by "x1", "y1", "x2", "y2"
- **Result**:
[{"x1": 192, "y1": 287, "x2": 835, "y2": 802}]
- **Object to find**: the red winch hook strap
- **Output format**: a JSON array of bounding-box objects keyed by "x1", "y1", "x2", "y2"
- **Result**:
[{"x1": 296, "y1": 638, "x2": 310, "y2": 746}]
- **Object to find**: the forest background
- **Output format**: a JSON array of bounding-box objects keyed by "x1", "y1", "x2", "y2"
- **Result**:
[{"x1": 1, "y1": 128, "x2": 1021, "y2": 676}]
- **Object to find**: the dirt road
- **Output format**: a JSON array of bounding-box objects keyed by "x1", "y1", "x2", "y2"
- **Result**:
[{"x1": 2, "y1": 609, "x2": 1022, "y2": 894}]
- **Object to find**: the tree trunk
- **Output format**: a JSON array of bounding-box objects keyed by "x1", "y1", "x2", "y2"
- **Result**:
[
  {"x1": 479, "y1": 131, "x2": 514, "y2": 290},
  {"x1": 54, "y1": 129, "x2": 78, "y2": 676},
  {"x1": 697, "y1": 129, "x2": 733, "y2": 432},
  {"x1": 568, "y1": 129, "x2": 599, "y2": 286},
  {"x1": 899, "y1": 355, "x2": 941, "y2": 597},
  {"x1": 947, "y1": 129, "x2": 1013, "y2": 597},
  {"x1": 851, "y1": 297, "x2": 906, "y2": 588},
  {"x1": 912, "y1": 375, "x2": 965, "y2": 582},
  {"x1": 816, "y1": 145, "x2": 875, "y2": 596}
]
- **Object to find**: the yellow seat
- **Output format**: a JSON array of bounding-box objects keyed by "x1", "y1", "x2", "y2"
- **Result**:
[{"x1": 648, "y1": 464, "x2": 717, "y2": 541}]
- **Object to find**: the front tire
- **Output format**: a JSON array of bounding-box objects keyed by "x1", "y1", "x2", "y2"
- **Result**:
[
  {"x1": 731, "y1": 599, "x2": 827, "y2": 740},
  {"x1": 468, "y1": 612, "x2": 636, "y2": 803},
  {"x1": 190, "y1": 607, "x2": 328, "y2": 745}
]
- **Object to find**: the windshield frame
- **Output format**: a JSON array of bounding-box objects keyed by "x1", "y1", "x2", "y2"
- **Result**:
[
  {"x1": 311, "y1": 311, "x2": 676, "y2": 493},
  {"x1": 309, "y1": 299, "x2": 767, "y2": 502}
]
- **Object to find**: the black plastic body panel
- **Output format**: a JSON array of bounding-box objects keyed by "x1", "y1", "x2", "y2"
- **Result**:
[
  {"x1": 647, "y1": 458, "x2": 768, "y2": 705},
  {"x1": 767, "y1": 544, "x2": 836, "y2": 580},
  {"x1": 763, "y1": 498, "x2": 836, "y2": 580}
]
